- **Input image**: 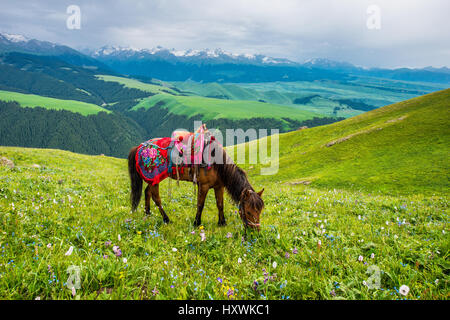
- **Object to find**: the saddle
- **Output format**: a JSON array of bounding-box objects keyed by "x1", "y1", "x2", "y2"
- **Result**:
[{"x1": 136, "y1": 124, "x2": 215, "y2": 185}]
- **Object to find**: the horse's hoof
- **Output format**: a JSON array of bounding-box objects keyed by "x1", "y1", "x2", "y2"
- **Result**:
[
  {"x1": 163, "y1": 218, "x2": 171, "y2": 224},
  {"x1": 218, "y1": 220, "x2": 227, "y2": 226},
  {"x1": 193, "y1": 220, "x2": 201, "y2": 227}
]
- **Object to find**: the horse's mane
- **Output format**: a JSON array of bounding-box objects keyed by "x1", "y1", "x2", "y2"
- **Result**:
[{"x1": 213, "y1": 145, "x2": 264, "y2": 211}]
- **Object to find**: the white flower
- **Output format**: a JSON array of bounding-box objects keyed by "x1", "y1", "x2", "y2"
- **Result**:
[
  {"x1": 118, "y1": 234, "x2": 121, "y2": 241},
  {"x1": 277, "y1": 234, "x2": 280, "y2": 239},
  {"x1": 399, "y1": 285, "x2": 410, "y2": 296},
  {"x1": 385, "y1": 221, "x2": 389, "y2": 225},
  {"x1": 47, "y1": 243, "x2": 52, "y2": 249},
  {"x1": 200, "y1": 232, "x2": 206, "y2": 241},
  {"x1": 238, "y1": 258, "x2": 242, "y2": 264},
  {"x1": 358, "y1": 255, "x2": 363, "y2": 262},
  {"x1": 123, "y1": 258, "x2": 127, "y2": 264},
  {"x1": 65, "y1": 246, "x2": 74, "y2": 256},
  {"x1": 370, "y1": 253, "x2": 375, "y2": 259},
  {"x1": 35, "y1": 296, "x2": 41, "y2": 300},
  {"x1": 362, "y1": 281, "x2": 367, "y2": 286},
  {"x1": 172, "y1": 248, "x2": 178, "y2": 252},
  {"x1": 272, "y1": 261, "x2": 277, "y2": 269},
  {"x1": 394, "y1": 235, "x2": 398, "y2": 239},
  {"x1": 317, "y1": 240, "x2": 322, "y2": 247},
  {"x1": 72, "y1": 286, "x2": 76, "y2": 297},
  {"x1": 435, "y1": 279, "x2": 439, "y2": 285}
]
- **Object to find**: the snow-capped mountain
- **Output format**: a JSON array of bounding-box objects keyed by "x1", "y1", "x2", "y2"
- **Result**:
[
  {"x1": 90, "y1": 45, "x2": 296, "y2": 66},
  {"x1": 0, "y1": 32, "x2": 109, "y2": 70}
]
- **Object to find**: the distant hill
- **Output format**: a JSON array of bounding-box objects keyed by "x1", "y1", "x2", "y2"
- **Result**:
[{"x1": 239, "y1": 89, "x2": 450, "y2": 195}]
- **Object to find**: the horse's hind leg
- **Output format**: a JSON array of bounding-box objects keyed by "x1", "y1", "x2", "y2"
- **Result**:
[
  {"x1": 150, "y1": 184, "x2": 170, "y2": 224},
  {"x1": 214, "y1": 186, "x2": 226, "y2": 226},
  {"x1": 144, "y1": 185, "x2": 151, "y2": 215}
]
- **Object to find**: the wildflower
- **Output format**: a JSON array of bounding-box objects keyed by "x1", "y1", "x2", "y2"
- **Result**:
[
  {"x1": 118, "y1": 234, "x2": 121, "y2": 241},
  {"x1": 105, "y1": 240, "x2": 111, "y2": 247},
  {"x1": 285, "y1": 252, "x2": 290, "y2": 259},
  {"x1": 113, "y1": 246, "x2": 122, "y2": 257},
  {"x1": 227, "y1": 288, "x2": 234, "y2": 299},
  {"x1": 172, "y1": 248, "x2": 178, "y2": 252},
  {"x1": 253, "y1": 280, "x2": 258, "y2": 290},
  {"x1": 103, "y1": 255, "x2": 108, "y2": 259},
  {"x1": 358, "y1": 255, "x2": 363, "y2": 262},
  {"x1": 435, "y1": 279, "x2": 439, "y2": 285},
  {"x1": 330, "y1": 289, "x2": 336, "y2": 297},
  {"x1": 370, "y1": 253, "x2": 375, "y2": 259},
  {"x1": 71, "y1": 286, "x2": 76, "y2": 297},
  {"x1": 123, "y1": 258, "x2": 127, "y2": 264},
  {"x1": 46, "y1": 243, "x2": 52, "y2": 249},
  {"x1": 200, "y1": 231, "x2": 206, "y2": 242},
  {"x1": 277, "y1": 234, "x2": 280, "y2": 239},
  {"x1": 152, "y1": 287, "x2": 159, "y2": 295},
  {"x1": 317, "y1": 240, "x2": 322, "y2": 248},
  {"x1": 217, "y1": 277, "x2": 223, "y2": 283},
  {"x1": 199, "y1": 225, "x2": 204, "y2": 230},
  {"x1": 35, "y1": 296, "x2": 41, "y2": 300},
  {"x1": 190, "y1": 230, "x2": 195, "y2": 235},
  {"x1": 238, "y1": 257, "x2": 242, "y2": 264},
  {"x1": 65, "y1": 246, "x2": 74, "y2": 256},
  {"x1": 272, "y1": 261, "x2": 277, "y2": 269},
  {"x1": 137, "y1": 231, "x2": 142, "y2": 235},
  {"x1": 399, "y1": 285, "x2": 410, "y2": 296},
  {"x1": 293, "y1": 247, "x2": 298, "y2": 254},
  {"x1": 226, "y1": 232, "x2": 232, "y2": 238}
]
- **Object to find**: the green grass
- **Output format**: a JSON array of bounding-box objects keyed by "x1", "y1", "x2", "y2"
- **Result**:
[
  {"x1": 95, "y1": 75, "x2": 178, "y2": 95},
  {"x1": 131, "y1": 93, "x2": 321, "y2": 121},
  {"x1": 171, "y1": 77, "x2": 449, "y2": 118},
  {"x1": 0, "y1": 146, "x2": 447, "y2": 300},
  {"x1": 0, "y1": 90, "x2": 109, "y2": 116},
  {"x1": 235, "y1": 89, "x2": 450, "y2": 195},
  {"x1": 0, "y1": 90, "x2": 448, "y2": 300}
]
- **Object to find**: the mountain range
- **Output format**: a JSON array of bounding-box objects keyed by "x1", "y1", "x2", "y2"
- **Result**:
[{"x1": 1, "y1": 32, "x2": 449, "y2": 83}]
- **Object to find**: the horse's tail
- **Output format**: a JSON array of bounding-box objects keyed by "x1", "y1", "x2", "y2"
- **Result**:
[{"x1": 128, "y1": 146, "x2": 142, "y2": 212}]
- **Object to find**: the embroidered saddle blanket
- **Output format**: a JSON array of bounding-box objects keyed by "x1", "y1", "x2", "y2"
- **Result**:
[{"x1": 135, "y1": 125, "x2": 214, "y2": 185}]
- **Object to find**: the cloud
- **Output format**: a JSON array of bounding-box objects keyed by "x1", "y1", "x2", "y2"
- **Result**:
[{"x1": 0, "y1": 0, "x2": 448, "y2": 67}]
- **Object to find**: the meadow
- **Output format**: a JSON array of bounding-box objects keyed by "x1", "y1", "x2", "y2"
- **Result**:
[
  {"x1": 0, "y1": 148, "x2": 447, "y2": 300},
  {"x1": 0, "y1": 89, "x2": 448, "y2": 300},
  {"x1": 131, "y1": 93, "x2": 320, "y2": 122},
  {"x1": 0, "y1": 90, "x2": 109, "y2": 116}
]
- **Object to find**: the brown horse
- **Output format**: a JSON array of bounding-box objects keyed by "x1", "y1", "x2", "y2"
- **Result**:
[{"x1": 127, "y1": 132, "x2": 264, "y2": 230}]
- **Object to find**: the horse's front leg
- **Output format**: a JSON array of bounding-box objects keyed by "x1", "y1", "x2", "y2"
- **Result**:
[
  {"x1": 150, "y1": 184, "x2": 170, "y2": 224},
  {"x1": 214, "y1": 186, "x2": 226, "y2": 226},
  {"x1": 194, "y1": 183, "x2": 209, "y2": 227}
]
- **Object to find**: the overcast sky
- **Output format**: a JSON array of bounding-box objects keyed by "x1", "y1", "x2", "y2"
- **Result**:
[{"x1": 1, "y1": 0, "x2": 449, "y2": 68}]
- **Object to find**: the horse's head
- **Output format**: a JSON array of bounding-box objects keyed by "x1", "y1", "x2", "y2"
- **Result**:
[{"x1": 239, "y1": 188, "x2": 264, "y2": 231}]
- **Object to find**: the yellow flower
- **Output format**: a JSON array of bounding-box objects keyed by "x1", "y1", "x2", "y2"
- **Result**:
[
  {"x1": 199, "y1": 225, "x2": 204, "y2": 230},
  {"x1": 137, "y1": 231, "x2": 142, "y2": 235}
]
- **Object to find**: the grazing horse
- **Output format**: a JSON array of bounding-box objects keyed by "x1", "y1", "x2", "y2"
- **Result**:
[{"x1": 127, "y1": 126, "x2": 264, "y2": 230}]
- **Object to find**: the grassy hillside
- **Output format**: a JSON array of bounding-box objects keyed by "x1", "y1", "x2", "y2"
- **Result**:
[
  {"x1": 0, "y1": 90, "x2": 110, "y2": 116},
  {"x1": 95, "y1": 75, "x2": 178, "y2": 95},
  {"x1": 131, "y1": 93, "x2": 321, "y2": 122},
  {"x1": 237, "y1": 89, "x2": 450, "y2": 195},
  {"x1": 0, "y1": 145, "x2": 447, "y2": 300}
]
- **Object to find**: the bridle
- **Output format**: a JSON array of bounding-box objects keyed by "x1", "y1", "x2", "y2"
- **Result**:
[{"x1": 238, "y1": 192, "x2": 261, "y2": 229}]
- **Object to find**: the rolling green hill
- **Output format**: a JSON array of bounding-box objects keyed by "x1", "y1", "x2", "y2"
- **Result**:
[
  {"x1": 131, "y1": 93, "x2": 321, "y2": 122},
  {"x1": 95, "y1": 75, "x2": 179, "y2": 95},
  {"x1": 238, "y1": 88, "x2": 450, "y2": 195},
  {"x1": 0, "y1": 90, "x2": 110, "y2": 115}
]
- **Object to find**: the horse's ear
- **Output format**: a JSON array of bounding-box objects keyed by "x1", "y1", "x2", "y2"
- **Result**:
[
  {"x1": 242, "y1": 189, "x2": 252, "y2": 200},
  {"x1": 257, "y1": 188, "x2": 264, "y2": 197}
]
